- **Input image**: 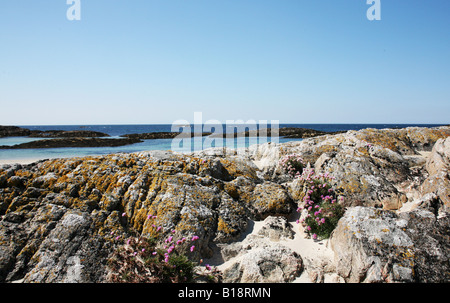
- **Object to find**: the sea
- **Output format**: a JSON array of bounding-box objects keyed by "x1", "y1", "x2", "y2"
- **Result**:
[{"x1": 0, "y1": 124, "x2": 446, "y2": 163}]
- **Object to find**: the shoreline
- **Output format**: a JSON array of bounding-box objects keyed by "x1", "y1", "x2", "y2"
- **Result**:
[
  {"x1": 0, "y1": 125, "x2": 449, "y2": 283},
  {"x1": 0, "y1": 158, "x2": 46, "y2": 166}
]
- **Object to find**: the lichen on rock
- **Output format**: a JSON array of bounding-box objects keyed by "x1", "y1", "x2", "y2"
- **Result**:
[{"x1": 0, "y1": 126, "x2": 449, "y2": 283}]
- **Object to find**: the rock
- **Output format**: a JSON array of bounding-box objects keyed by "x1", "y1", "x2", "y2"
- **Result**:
[
  {"x1": 0, "y1": 126, "x2": 110, "y2": 138},
  {"x1": 247, "y1": 182, "x2": 295, "y2": 220},
  {"x1": 22, "y1": 210, "x2": 111, "y2": 283},
  {"x1": 0, "y1": 137, "x2": 143, "y2": 149},
  {"x1": 0, "y1": 150, "x2": 296, "y2": 281},
  {"x1": 0, "y1": 126, "x2": 31, "y2": 137},
  {"x1": 279, "y1": 127, "x2": 343, "y2": 138},
  {"x1": 221, "y1": 235, "x2": 303, "y2": 283},
  {"x1": 216, "y1": 216, "x2": 302, "y2": 283},
  {"x1": 330, "y1": 206, "x2": 449, "y2": 283},
  {"x1": 398, "y1": 192, "x2": 441, "y2": 215},
  {"x1": 208, "y1": 127, "x2": 341, "y2": 139},
  {"x1": 249, "y1": 126, "x2": 450, "y2": 210},
  {"x1": 400, "y1": 209, "x2": 450, "y2": 283},
  {"x1": 31, "y1": 173, "x2": 58, "y2": 188},
  {"x1": 214, "y1": 193, "x2": 248, "y2": 243},
  {"x1": 420, "y1": 137, "x2": 450, "y2": 209},
  {"x1": 122, "y1": 132, "x2": 212, "y2": 140},
  {"x1": 257, "y1": 216, "x2": 295, "y2": 241},
  {"x1": 28, "y1": 130, "x2": 110, "y2": 138},
  {"x1": 426, "y1": 137, "x2": 450, "y2": 175},
  {"x1": 7, "y1": 176, "x2": 27, "y2": 189},
  {"x1": 1, "y1": 126, "x2": 449, "y2": 283}
]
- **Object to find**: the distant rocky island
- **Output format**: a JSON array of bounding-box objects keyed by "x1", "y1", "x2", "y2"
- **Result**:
[
  {"x1": 121, "y1": 132, "x2": 212, "y2": 140},
  {"x1": 0, "y1": 126, "x2": 109, "y2": 138},
  {"x1": 0, "y1": 125, "x2": 340, "y2": 150},
  {"x1": 0, "y1": 137, "x2": 143, "y2": 149},
  {"x1": 0, "y1": 125, "x2": 449, "y2": 283}
]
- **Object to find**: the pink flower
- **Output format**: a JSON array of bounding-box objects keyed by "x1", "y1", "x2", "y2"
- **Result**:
[
  {"x1": 205, "y1": 264, "x2": 211, "y2": 271},
  {"x1": 191, "y1": 235, "x2": 199, "y2": 241},
  {"x1": 312, "y1": 234, "x2": 318, "y2": 240},
  {"x1": 190, "y1": 245, "x2": 195, "y2": 252},
  {"x1": 121, "y1": 212, "x2": 126, "y2": 217}
]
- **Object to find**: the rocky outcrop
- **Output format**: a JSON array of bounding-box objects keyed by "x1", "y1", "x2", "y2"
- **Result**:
[
  {"x1": 250, "y1": 126, "x2": 450, "y2": 210},
  {"x1": 0, "y1": 126, "x2": 109, "y2": 138},
  {"x1": 222, "y1": 240, "x2": 302, "y2": 283},
  {"x1": 420, "y1": 137, "x2": 450, "y2": 210},
  {"x1": 208, "y1": 127, "x2": 341, "y2": 139},
  {"x1": 28, "y1": 130, "x2": 110, "y2": 138},
  {"x1": 330, "y1": 206, "x2": 449, "y2": 283},
  {"x1": 278, "y1": 127, "x2": 344, "y2": 138},
  {"x1": 121, "y1": 132, "x2": 212, "y2": 140},
  {"x1": 0, "y1": 137, "x2": 142, "y2": 149},
  {"x1": 0, "y1": 126, "x2": 32, "y2": 138},
  {"x1": 219, "y1": 216, "x2": 302, "y2": 283},
  {"x1": 0, "y1": 126, "x2": 449, "y2": 283},
  {"x1": 0, "y1": 151, "x2": 293, "y2": 282}
]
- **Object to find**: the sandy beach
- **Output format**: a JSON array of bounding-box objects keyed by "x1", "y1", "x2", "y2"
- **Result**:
[
  {"x1": 205, "y1": 212, "x2": 337, "y2": 283},
  {"x1": 0, "y1": 158, "x2": 47, "y2": 166}
]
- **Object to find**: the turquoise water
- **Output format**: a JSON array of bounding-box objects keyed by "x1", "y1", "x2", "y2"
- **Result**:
[
  {"x1": 0, "y1": 135, "x2": 290, "y2": 162},
  {"x1": 0, "y1": 123, "x2": 445, "y2": 162}
]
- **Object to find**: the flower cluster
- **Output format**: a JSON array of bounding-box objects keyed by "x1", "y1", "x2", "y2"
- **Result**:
[
  {"x1": 296, "y1": 167, "x2": 344, "y2": 240},
  {"x1": 279, "y1": 153, "x2": 305, "y2": 178},
  {"x1": 160, "y1": 232, "x2": 199, "y2": 263},
  {"x1": 107, "y1": 213, "x2": 221, "y2": 283}
]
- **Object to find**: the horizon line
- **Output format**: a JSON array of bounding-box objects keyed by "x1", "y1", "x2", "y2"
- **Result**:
[{"x1": 8, "y1": 122, "x2": 449, "y2": 127}]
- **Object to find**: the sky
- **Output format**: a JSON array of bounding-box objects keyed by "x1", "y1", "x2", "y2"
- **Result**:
[{"x1": 0, "y1": 0, "x2": 449, "y2": 125}]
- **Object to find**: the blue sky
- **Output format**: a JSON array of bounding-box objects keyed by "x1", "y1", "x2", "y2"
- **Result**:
[{"x1": 0, "y1": 0, "x2": 449, "y2": 125}]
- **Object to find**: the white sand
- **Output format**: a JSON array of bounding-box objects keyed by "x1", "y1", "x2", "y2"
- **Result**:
[
  {"x1": 0, "y1": 158, "x2": 45, "y2": 166},
  {"x1": 284, "y1": 220, "x2": 335, "y2": 282},
  {"x1": 208, "y1": 214, "x2": 336, "y2": 283}
]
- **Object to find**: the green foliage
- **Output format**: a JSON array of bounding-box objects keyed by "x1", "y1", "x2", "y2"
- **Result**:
[
  {"x1": 163, "y1": 254, "x2": 195, "y2": 282},
  {"x1": 279, "y1": 153, "x2": 305, "y2": 177},
  {"x1": 107, "y1": 231, "x2": 221, "y2": 283},
  {"x1": 297, "y1": 168, "x2": 344, "y2": 240}
]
